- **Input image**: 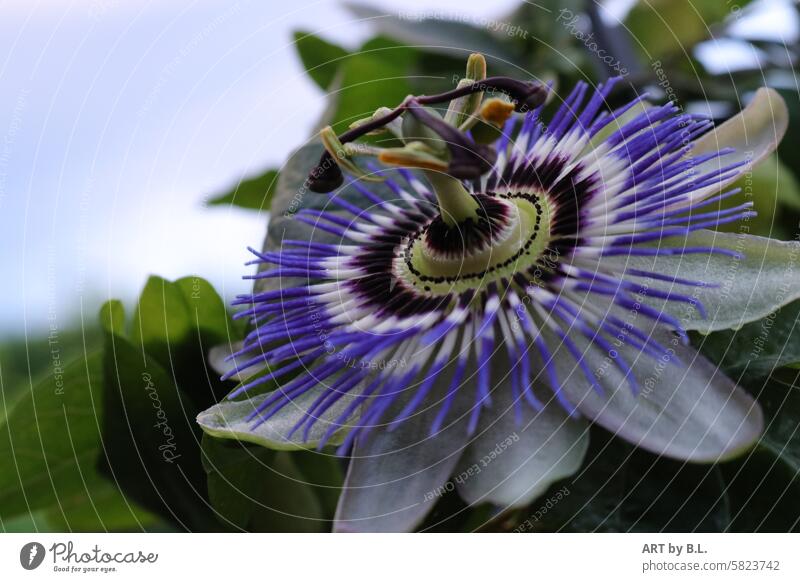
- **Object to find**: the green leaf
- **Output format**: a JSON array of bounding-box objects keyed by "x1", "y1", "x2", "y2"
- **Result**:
[
  {"x1": 202, "y1": 436, "x2": 324, "y2": 531},
  {"x1": 328, "y1": 38, "x2": 417, "y2": 131},
  {"x1": 44, "y1": 475, "x2": 160, "y2": 532},
  {"x1": 722, "y1": 447, "x2": 800, "y2": 532},
  {"x1": 99, "y1": 328, "x2": 213, "y2": 530},
  {"x1": 100, "y1": 299, "x2": 126, "y2": 336},
  {"x1": 758, "y1": 370, "x2": 800, "y2": 471},
  {"x1": 501, "y1": 0, "x2": 589, "y2": 75},
  {"x1": 525, "y1": 429, "x2": 731, "y2": 532},
  {"x1": 174, "y1": 276, "x2": 233, "y2": 346},
  {"x1": 343, "y1": 3, "x2": 519, "y2": 65},
  {"x1": 772, "y1": 157, "x2": 800, "y2": 211},
  {"x1": 614, "y1": 453, "x2": 730, "y2": 532},
  {"x1": 0, "y1": 328, "x2": 103, "y2": 422},
  {"x1": 97, "y1": 277, "x2": 243, "y2": 531},
  {"x1": 776, "y1": 86, "x2": 800, "y2": 194},
  {"x1": 293, "y1": 31, "x2": 348, "y2": 90},
  {"x1": 290, "y1": 450, "x2": 343, "y2": 520},
  {"x1": 130, "y1": 275, "x2": 193, "y2": 366},
  {"x1": 124, "y1": 276, "x2": 238, "y2": 406},
  {"x1": 207, "y1": 169, "x2": 279, "y2": 211},
  {"x1": 625, "y1": 0, "x2": 747, "y2": 60},
  {"x1": 722, "y1": 369, "x2": 800, "y2": 532},
  {"x1": 694, "y1": 300, "x2": 800, "y2": 382},
  {"x1": 0, "y1": 353, "x2": 106, "y2": 518},
  {"x1": 1, "y1": 510, "x2": 54, "y2": 532}
]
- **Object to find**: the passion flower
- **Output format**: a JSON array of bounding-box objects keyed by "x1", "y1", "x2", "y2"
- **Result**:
[{"x1": 199, "y1": 56, "x2": 797, "y2": 532}]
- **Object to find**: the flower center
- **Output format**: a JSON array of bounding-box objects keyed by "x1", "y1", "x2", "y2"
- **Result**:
[{"x1": 394, "y1": 192, "x2": 554, "y2": 296}]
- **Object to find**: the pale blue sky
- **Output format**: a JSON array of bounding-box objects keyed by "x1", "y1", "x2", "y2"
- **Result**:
[{"x1": 0, "y1": 0, "x2": 793, "y2": 337}]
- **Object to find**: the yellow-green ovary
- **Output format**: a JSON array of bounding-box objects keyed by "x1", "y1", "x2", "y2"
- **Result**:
[{"x1": 395, "y1": 193, "x2": 553, "y2": 296}]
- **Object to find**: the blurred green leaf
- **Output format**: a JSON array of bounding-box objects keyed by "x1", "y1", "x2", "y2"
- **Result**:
[
  {"x1": 776, "y1": 86, "x2": 800, "y2": 190},
  {"x1": 0, "y1": 352, "x2": 135, "y2": 525},
  {"x1": 694, "y1": 313, "x2": 800, "y2": 532},
  {"x1": 174, "y1": 276, "x2": 233, "y2": 346},
  {"x1": 100, "y1": 299, "x2": 126, "y2": 336},
  {"x1": 99, "y1": 321, "x2": 213, "y2": 530},
  {"x1": 291, "y1": 450, "x2": 344, "y2": 520},
  {"x1": 625, "y1": 0, "x2": 747, "y2": 60},
  {"x1": 745, "y1": 370, "x2": 800, "y2": 474},
  {"x1": 722, "y1": 447, "x2": 800, "y2": 532},
  {"x1": 502, "y1": 0, "x2": 590, "y2": 74},
  {"x1": 0, "y1": 353, "x2": 102, "y2": 516},
  {"x1": 44, "y1": 476, "x2": 160, "y2": 532},
  {"x1": 126, "y1": 276, "x2": 237, "y2": 406},
  {"x1": 293, "y1": 31, "x2": 348, "y2": 90},
  {"x1": 207, "y1": 169, "x2": 279, "y2": 211},
  {"x1": 0, "y1": 326, "x2": 103, "y2": 421},
  {"x1": 774, "y1": 157, "x2": 800, "y2": 212},
  {"x1": 329, "y1": 38, "x2": 417, "y2": 131},
  {"x1": 524, "y1": 429, "x2": 730, "y2": 532},
  {"x1": 344, "y1": 2, "x2": 519, "y2": 65},
  {"x1": 96, "y1": 275, "x2": 244, "y2": 531},
  {"x1": 130, "y1": 275, "x2": 193, "y2": 366},
  {"x1": 202, "y1": 436, "x2": 324, "y2": 532},
  {"x1": 614, "y1": 453, "x2": 729, "y2": 532},
  {"x1": 1, "y1": 510, "x2": 54, "y2": 533},
  {"x1": 722, "y1": 369, "x2": 800, "y2": 532},
  {"x1": 694, "y1": 300, "x2": 800, "y2": 383}
]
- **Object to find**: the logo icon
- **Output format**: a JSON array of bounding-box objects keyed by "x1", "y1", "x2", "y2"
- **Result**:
[{"x1": 19, "y1": 542, "x2": 46, "y2": 570}]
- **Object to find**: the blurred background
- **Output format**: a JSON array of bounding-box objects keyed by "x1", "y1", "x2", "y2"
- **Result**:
[{"x1": 1, "y1": 0, "x2": 799, "y2": 532}]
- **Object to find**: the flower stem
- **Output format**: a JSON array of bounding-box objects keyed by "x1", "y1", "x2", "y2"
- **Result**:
[{"x1": 424, "y1": 170, "x2": 479, "y2": 227}]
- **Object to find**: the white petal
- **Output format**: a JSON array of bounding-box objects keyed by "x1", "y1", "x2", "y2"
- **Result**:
[
  {"x1": 454, "y1": 381, "x2": 588, "y2": 508},
  {"x1": 197, "y1": 386, "x2": 360, "y2": 451},
  {"x1": 602, "y1": 229, "x2": 800, "y2": 333},
  {"x1": 549, "y1": 329, "x2": 763, "y2": 462},
  {"x1": 671, "y1": 88, "x2": 788, "y2": 210},
  {"x1": 207, "y1": 341, "x2": 267, "y2": 382},
  {"x1": 333, "y1": 390, "x2": 469, "y2": 532}
]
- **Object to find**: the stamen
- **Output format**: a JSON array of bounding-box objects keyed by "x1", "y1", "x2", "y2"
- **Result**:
[{"x1": 306, "y1": 75, "x2": 548, "y2": 193}]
